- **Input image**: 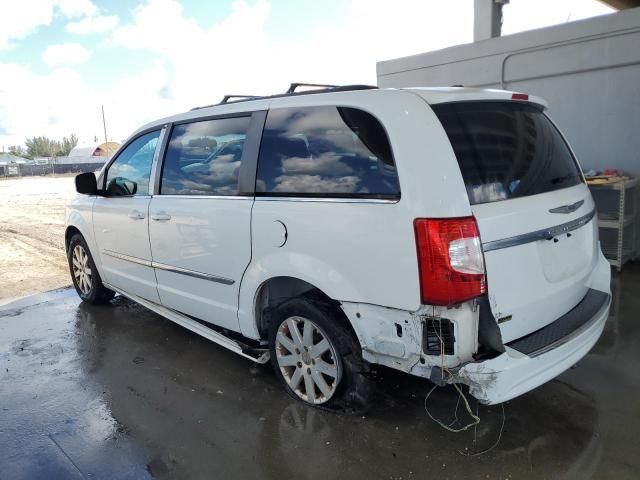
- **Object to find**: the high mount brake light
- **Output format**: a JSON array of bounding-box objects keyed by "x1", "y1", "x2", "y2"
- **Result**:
[{"x1": 414, "y1": 217, "x2": 487, "y2": 306}]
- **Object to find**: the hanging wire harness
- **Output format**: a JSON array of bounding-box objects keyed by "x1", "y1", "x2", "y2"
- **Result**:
[{"x1": 423, "y1": 307, "x2": 506, "y2": 455}]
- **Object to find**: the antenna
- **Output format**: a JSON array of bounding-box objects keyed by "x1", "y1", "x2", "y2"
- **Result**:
[{"x1": 101, "y1": 105, "x2": 108, "y2": 143}]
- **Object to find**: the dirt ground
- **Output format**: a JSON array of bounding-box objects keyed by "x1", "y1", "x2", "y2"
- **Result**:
[{"x1": 0, "y1": 175, "x2": 77, "y2": 300}]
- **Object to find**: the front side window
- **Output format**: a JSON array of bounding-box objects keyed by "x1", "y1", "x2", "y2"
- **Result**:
[
  {"x1": 160, "y1": 116, "x2": 251, "y2": 196},
  {"x1": 256, "y1": 106, "x2": 400, "y2": 199},
  {"x1": 105, "y1": 130, "x2": 160, "y2": 196}
]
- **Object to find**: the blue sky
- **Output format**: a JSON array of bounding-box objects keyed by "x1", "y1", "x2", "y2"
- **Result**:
[
  {"x1": 0, "y1": 0, "x2": 346, "y2": 87},
  {"x1": 0, "y1": 0, "x2": 613, "y2": 149}
]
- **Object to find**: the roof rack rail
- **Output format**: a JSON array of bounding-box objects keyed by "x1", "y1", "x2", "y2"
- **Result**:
[
  {"x1": 220, "y1": 94, "x2": 262, "y2": 104},
  {"x1": 190, "y1": 94, "x2": 262, "y2": 110},
  {"x1": 286, "y1": 83, "x2": 339, "y2": 94},
  {"x1": 190, "y1": 83, "x2": 378, "y2": 110}
]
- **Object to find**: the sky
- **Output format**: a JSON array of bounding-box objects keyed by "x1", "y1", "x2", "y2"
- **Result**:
[{"x1": 0, "y1": 0, "x2": 614, "y2": 150}]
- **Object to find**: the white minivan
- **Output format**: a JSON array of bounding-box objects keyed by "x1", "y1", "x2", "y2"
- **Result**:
[{"x1": 66, "y1": 84, "x2": 611, "y2": 410}]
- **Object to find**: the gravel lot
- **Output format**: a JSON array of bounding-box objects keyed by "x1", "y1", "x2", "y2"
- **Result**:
[{"x1": 0, "y1": 175, "x2": 76, "y2": 300}]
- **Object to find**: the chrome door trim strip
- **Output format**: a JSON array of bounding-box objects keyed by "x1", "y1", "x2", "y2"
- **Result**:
[
  {"x1": 156, "y1": 195, "x2": 253, "y2": 200},
  {"x1": 102, "y1": 250, "x2": 234, "y2": 285},
  {"x1": 482, "y1": 209, "x2": 596, "y2": 253},
  {"x1": 102, "y1": 249, "x2": 152, "y2": 267},
  {"x1": 152, "y1": 261, "x2": 235, "y2": 285},
  {"x1": 255, "y1": 196, "x2": 399, "y2": 204}
]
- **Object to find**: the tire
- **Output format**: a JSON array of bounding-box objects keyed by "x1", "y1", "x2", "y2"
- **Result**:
[
  {"x1": 67, "y1": 234, "x2": 115, "y2": 304},
  {"x1": 268, "y1": 293, "x2": 372, "y2": 414}
]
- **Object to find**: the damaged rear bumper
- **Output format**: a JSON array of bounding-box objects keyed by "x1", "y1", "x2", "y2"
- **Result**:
[{"x1": 455, "y1": 290, "x2": 611, "y2": 405}]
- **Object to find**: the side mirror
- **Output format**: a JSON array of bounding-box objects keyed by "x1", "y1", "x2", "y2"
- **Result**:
[
  {"x1": 106, "y1": 177, "x2": 137, "y2": 196},
  {"x1": 75, "y1": 172, "x2": 98, "y2": 195}
]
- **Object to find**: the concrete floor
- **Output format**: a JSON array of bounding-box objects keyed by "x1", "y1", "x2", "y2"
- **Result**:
[{"x1": 1, "y1": 266, "x2": 639, "y2": 480}]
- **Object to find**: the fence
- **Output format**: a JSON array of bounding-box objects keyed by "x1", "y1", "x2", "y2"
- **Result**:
[
  {"x1": 1, "y1": 162, "x2": 105, "y2": 177},
  {"x1": 1, "y1": 154, "x2": 108, "y2": 177}
]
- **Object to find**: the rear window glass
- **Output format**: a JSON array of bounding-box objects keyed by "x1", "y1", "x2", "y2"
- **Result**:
[
  {"x1": 256, "y1": 106, "x2": 400, "y2": 199},
  {"x1": 432, "y1": 102, "x2": 583, "y2": 205}
]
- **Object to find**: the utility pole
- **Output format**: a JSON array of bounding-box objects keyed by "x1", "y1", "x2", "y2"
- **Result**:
[{"x1": 101, "y1": 105, "x2": 108, "y2": 144}]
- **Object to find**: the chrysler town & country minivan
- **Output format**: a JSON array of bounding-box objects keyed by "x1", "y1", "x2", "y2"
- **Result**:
[{"x1": 66, "y1": 84, "x2": 611, "y2": 410}]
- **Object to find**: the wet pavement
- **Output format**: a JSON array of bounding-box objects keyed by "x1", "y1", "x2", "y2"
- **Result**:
[{"x1": 1, "y1": 266, "x2": 639, "y2": 480}]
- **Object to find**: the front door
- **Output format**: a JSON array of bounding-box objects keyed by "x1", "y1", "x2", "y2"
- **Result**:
[
  {"x1": 148, "y1": 114, "x2": 257, "y2": 331},
  {"x1": 93, "y1": 129, "x2": 162, "y2": 303}
]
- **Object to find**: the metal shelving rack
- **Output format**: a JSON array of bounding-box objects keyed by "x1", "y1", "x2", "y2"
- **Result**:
[{"x1": 589, "y1": 177, "x2": 638, "y2": 271}]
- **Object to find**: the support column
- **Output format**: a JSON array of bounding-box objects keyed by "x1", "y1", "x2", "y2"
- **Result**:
[{"x1": 474, "y1": 0, "x2": 509, "y2": 41}]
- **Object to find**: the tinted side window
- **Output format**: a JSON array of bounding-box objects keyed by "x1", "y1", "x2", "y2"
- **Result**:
[
  {"x1": 432, "y1": 102, "x2": 582, "y2": 205},
  {"x1": 106, "y1": 130, "x2": 160, "y2": 196},
  {"x1": 256, "y1": 106, "x2": 400, "y2": 199},
  {"x1": 161, "y1": 116, "x2": 251, "y2": 196}
]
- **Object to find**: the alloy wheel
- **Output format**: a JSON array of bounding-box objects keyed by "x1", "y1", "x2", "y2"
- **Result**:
[
  {"x1": 275, "y1": 316, "x2": 341, "y2": 404},
  {"x1": 72, "y1": 245, "x2": 92, "y2": 295}
]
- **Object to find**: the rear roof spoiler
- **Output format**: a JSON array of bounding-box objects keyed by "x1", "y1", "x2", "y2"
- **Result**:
[{"x1": 405, "y1": 87, "x2": 548, "y2": 110}]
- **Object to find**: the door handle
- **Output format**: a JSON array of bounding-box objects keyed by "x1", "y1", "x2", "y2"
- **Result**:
[
  {"x1": 127, "y1": 210, "x2": 145, "y2": 220},
  {"x1": 151, "y1": 212, "x2": 172, "y2": 221}
]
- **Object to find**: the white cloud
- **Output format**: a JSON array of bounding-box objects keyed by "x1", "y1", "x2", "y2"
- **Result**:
[
  {"x1": 105, "y1": 0, "x2": 474, "y2": 108},
  {"x1": 55, "y1": 0, "x2": 98, "y2": 18},
  {"x1": 0, "y1": 0, "x2": 56, "y2": 50},
  {"x1": 0, "y1": 0, "x2": 102, "y2": 50},
  {"x1": 0, "y1": 63, "x2": 94, "y2": 145},
  {"x1": 0, "y1": 60, "x2": 173, "y2": 147},
  {"x1": 66, "y1": 14, "x2": 120, "y2": 34},
  {"x1": 502, "y1": 0, "x2": 614, "y2": 36},
  {"x1": 0, "y1": 0, "x2": 615, "y2": 149},
  {"x1": 42, "y1": 43, "x2": 91, "y2": 66}
]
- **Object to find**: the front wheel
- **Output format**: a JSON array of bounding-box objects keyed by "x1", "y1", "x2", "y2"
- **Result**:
[
  {"x1": 67, "y1": 234, "x2": 115, "y2": 304},
  {"x1": 268, "y1": 295, "x2": 372, "y2": 413}
]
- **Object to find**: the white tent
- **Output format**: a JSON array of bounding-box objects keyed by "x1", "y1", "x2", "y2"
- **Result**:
[{"x1": 68, "y1": 141, "x2": 120, "y2": 158}]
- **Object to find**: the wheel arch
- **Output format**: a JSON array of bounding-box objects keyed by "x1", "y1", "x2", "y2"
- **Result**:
[
  {"x1": 238, "y1": 251, "x2": 364, "y2": 340},
  {"x1": 65, "y1": 225, "x2": 82, "y2": 252},
  {"x1": 64, "y1": 213, "x2": 106, "y2": 281},
  {"x1": 251, "y1": 275, "x2": 358, "y2": 343}
]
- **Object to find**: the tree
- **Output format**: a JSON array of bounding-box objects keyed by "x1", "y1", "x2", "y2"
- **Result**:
[
  {"x1": 25, "y1": 136, "x2": 57, "y2": 158},
  {"x1": 24, "y1": 134, "x2": 79, "y2": 158},
  {"x1": 60, "y1": 134, "x2": 78, "y2": 156},
  {"x1": 8, "y1": 145, "x2": 28, "y2": 158}
]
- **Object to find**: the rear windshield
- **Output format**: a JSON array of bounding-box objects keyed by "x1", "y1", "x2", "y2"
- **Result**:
[{"x1": 432, "y1": 101, "x2": 583, "y2": 205}]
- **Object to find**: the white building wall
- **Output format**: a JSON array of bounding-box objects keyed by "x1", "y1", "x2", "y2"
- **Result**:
[{"x1": 377, "y1": 7, "x2": 640, "y2": 175}]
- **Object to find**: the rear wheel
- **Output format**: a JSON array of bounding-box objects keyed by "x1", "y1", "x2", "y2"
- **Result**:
[
  {"x1": 67, "y1": 234, "x2": 115, "y2": 304},
  {"x1": 274, "y1": 315, "x2": 342, "y2": 404},
  {"x1": 268, "y1": 294, "x2": 371, "y2": 413}
]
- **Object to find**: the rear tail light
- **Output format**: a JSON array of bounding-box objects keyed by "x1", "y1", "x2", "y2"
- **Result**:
[
  {"x1": 511, "y1": 92, "x2": 529, "y2": 101},
  {"x1": 414, "y1": 217, "x2": 486, "y2": 306}
]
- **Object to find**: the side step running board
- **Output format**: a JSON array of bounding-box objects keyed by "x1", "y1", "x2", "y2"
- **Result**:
[{"x1": 104, "y1": 283, "x2": 270, "y2": 364}]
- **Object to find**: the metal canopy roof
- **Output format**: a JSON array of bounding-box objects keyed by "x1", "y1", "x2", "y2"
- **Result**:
[{"x1": 598, "y1": 0, "x2": 640, "y2": 9}]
